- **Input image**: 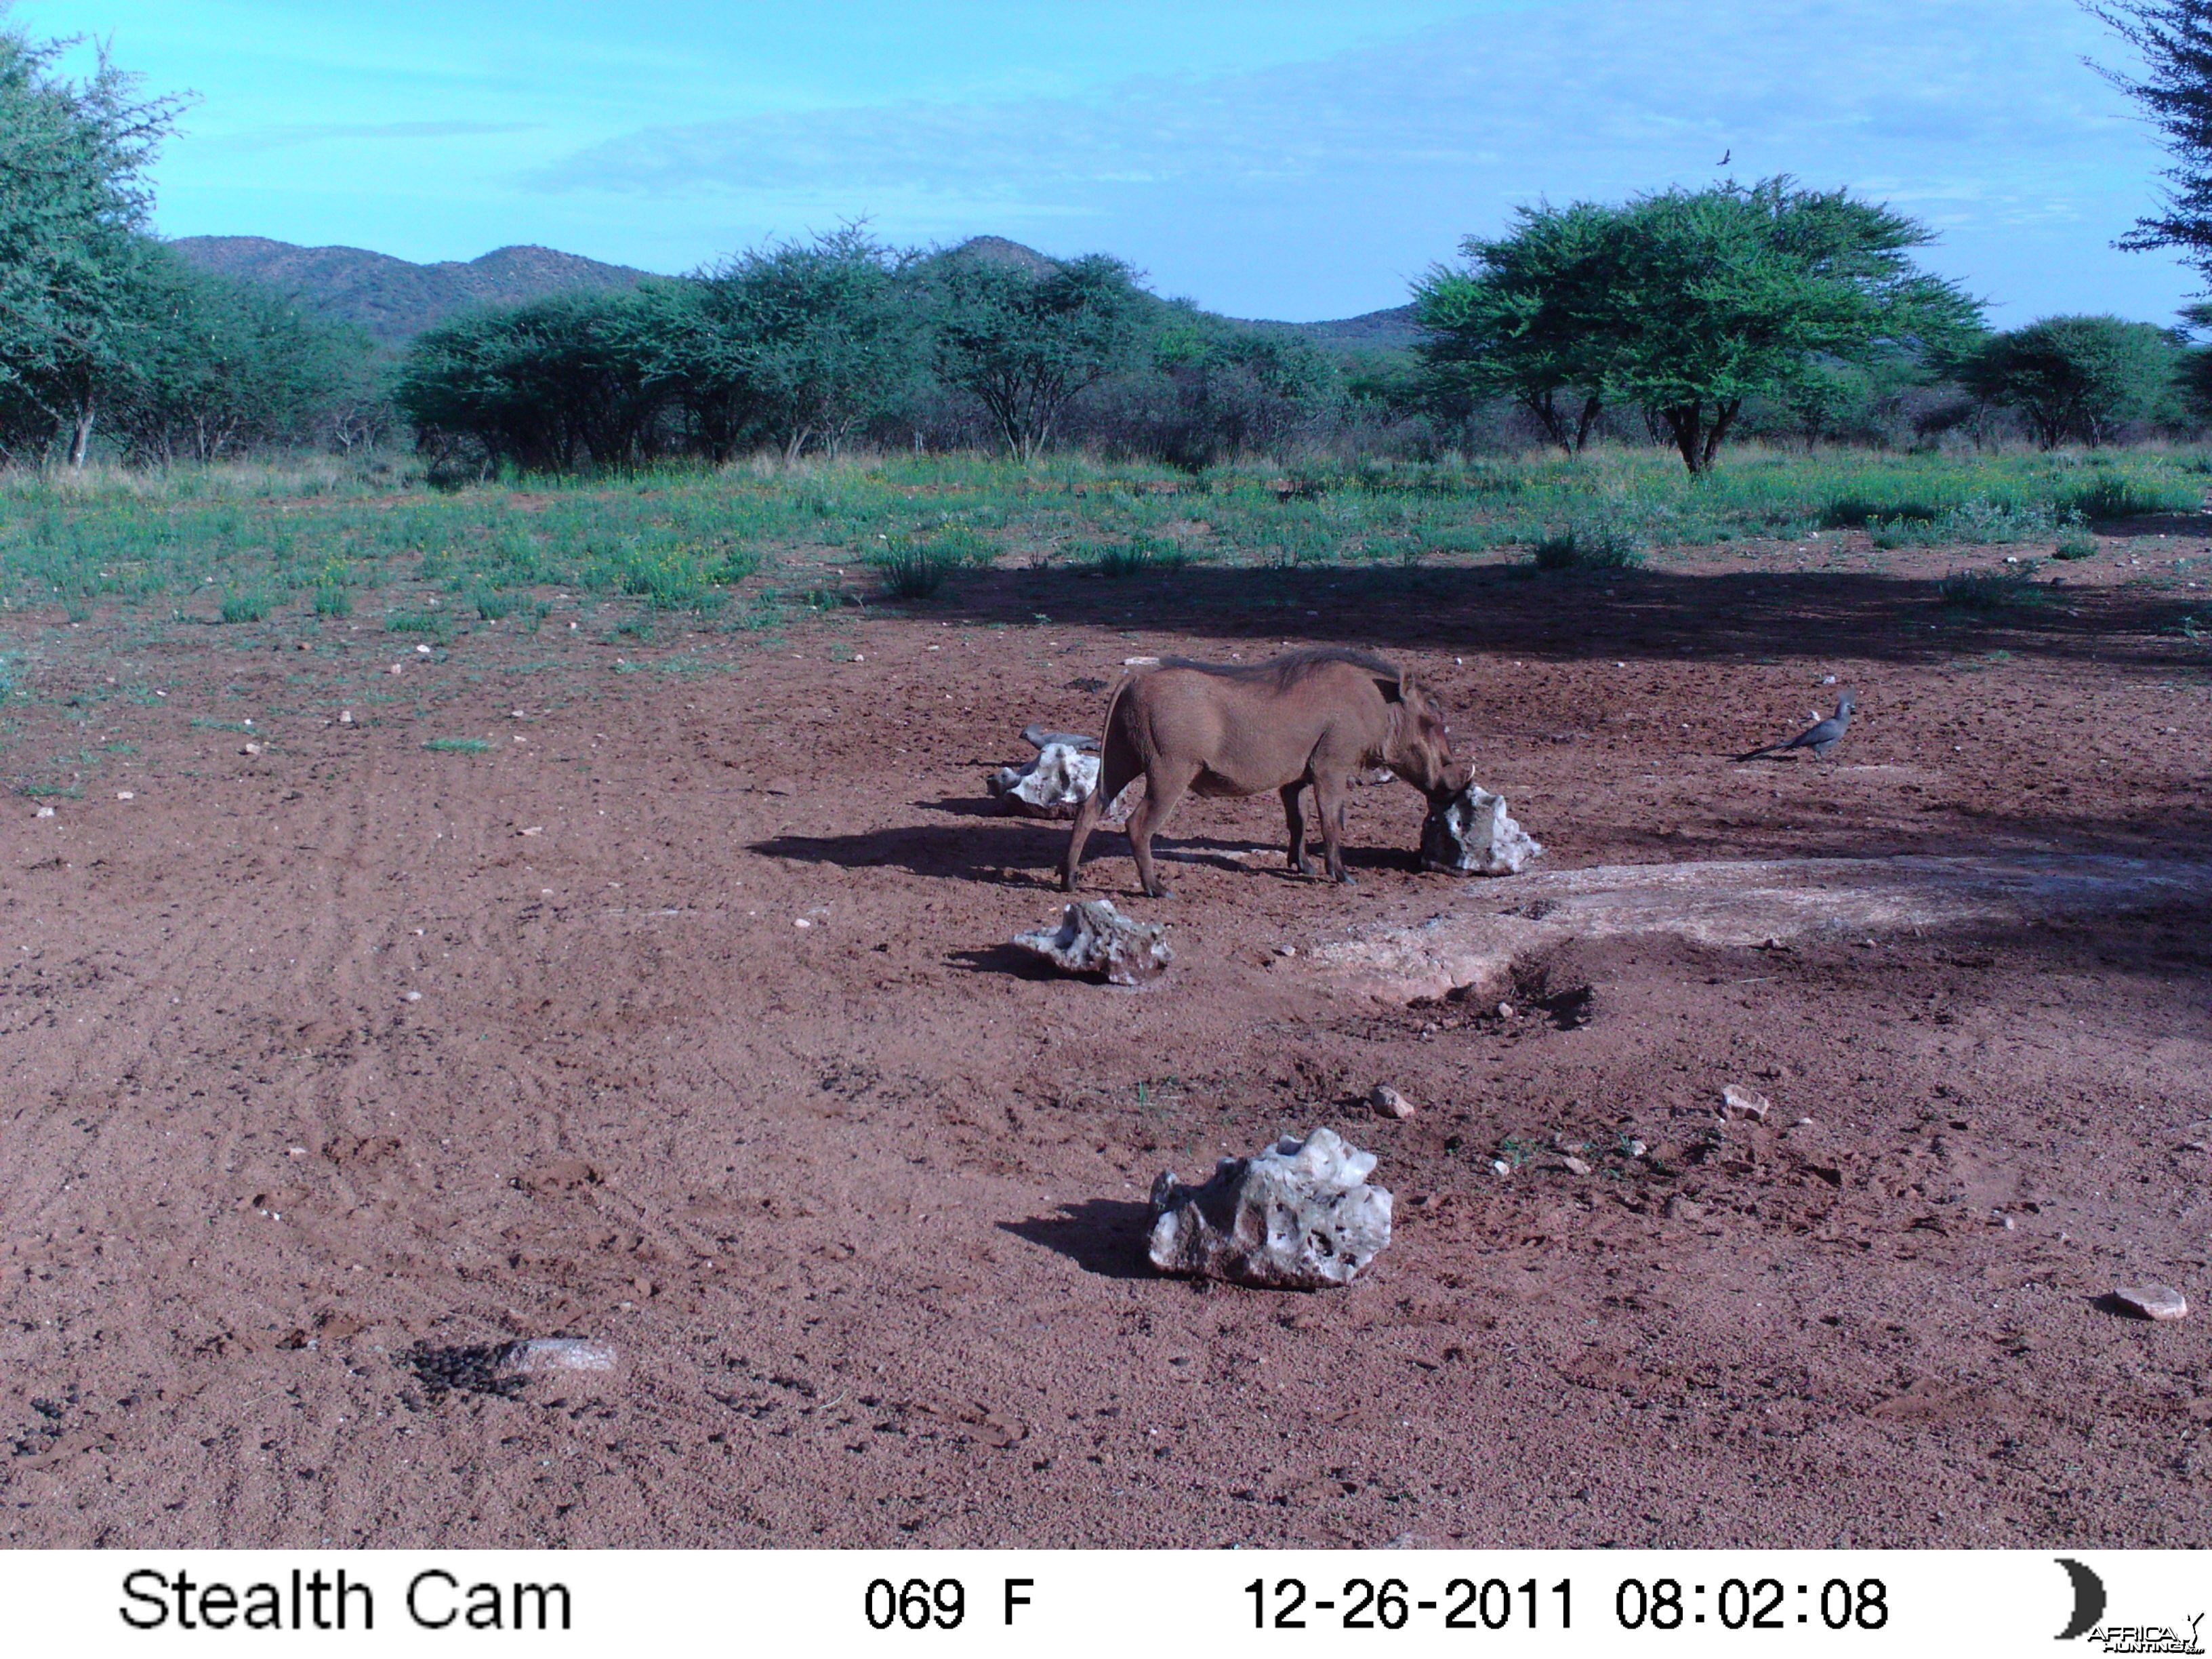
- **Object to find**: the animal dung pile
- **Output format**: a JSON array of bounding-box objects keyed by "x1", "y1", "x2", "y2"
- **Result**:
[
  {"x1": 1012, "y1": 899, "x2": 1171, "y2": 985},
  {"x1": 1146, "y1": 1126, "x2": 1393, "y2": 1288},
  {"x1": 1420, "y1": 782, "x2": 1544, "y2": 876}
]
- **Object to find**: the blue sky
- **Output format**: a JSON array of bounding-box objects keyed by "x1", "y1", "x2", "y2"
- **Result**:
[{"x1": 11, "y1": 0, "x2": 2195, "y2": 325}]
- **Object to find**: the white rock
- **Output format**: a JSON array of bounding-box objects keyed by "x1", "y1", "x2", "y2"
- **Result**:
[
  {"x1": 988, "y1": 742, "x2": 1103, "y2": 820},
  {"x1": 1147, "y1": 1126, "x2": 1393, "y2": 1288},
  {"x1": 2114, "y1": 1284, "x2": 2188, "y2": 1322},
  {"x1": 1721, "y1": 1084, "x2": 1771, "y2": 1122},
  {"x1": 497, "y1": 1337, "x2": 617, "y2": 1376},
  {"x1": 33, "y1": 805, "x2": 54, "y2": 819},
  {"x1": 1421, "y1": 783, "x2": 1544, "y2": 876},
  {"x1": 1562, "y1": 1155, "x2": 1592, "y2": 1176},
  {"x1": 1013, "y1": 899, "x2": 1170, "y2": 985},
  {"x1": 115, "y1": 791, "x2": 133, "y2": 801}
]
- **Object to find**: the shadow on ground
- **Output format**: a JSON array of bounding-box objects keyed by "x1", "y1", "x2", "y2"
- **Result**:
[
  {"x1": 895, "y1": 562, "x2": 2212, "y2": 672},
  {"x1": 999, "y1": 1200, "x2": 1156, "y2": 1279}
]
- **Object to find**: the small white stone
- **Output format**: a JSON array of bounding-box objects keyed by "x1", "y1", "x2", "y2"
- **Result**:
[
  {"x1": 340, "y1": 710, "x2": 353, "y2": 723},
  {"x1": 794, "y1": 917, "x2": 812, "y2": 928},
  {"x1": 415, "y1": 644, "x2": 432, "y2": 655},
  {"x1": 1490, "y1": 1159, "x2": 1513, "y2": 1176},
  {"x1": 34, "y1": 806, "x2": 54, "y2": 819},
  {"x1": 403, "y1": 990, "x2": 422, "y2": 1003},
  {"x1": 1497, "y1": 1001, "x2": 1514, "y2": 1019},
  {"x1": 115, "y1": 791, "x2": 133, "y2": 801},
  {"x1": 1562, "y1": 1155, "x2": 1592, "y2": 1176}
]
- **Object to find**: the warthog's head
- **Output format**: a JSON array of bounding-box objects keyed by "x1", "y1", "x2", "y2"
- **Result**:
[{"x1": 1384, "y1": 674, "x2": 1467, "y2": 800}]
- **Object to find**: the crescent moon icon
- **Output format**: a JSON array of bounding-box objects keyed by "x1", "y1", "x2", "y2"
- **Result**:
[{"x1": 2055, "y1": 1558, "x2": 2106, "y2": 1641}]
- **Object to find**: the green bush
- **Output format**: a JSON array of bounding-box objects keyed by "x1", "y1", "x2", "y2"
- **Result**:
[
  {"x1": 2057, "y1": 476, "x2": 2200, "y2": 522},
  {"x1": 1086, "y1": 537, "x2": 1189, "y2": 578},
  {"x1": 1937, "y1": 565, "x2": 2045, "y2": 611},
  {"x1": 2053, "y1": 534, "x2": 2098, "y2": 561},
  {"x1": 1531, "y1": 520, "x2": 1647, "y2": 571},
  {"x1": 422, "y1": 737, "x2": 489, "y2": 754},
  {"x1": 872, "y1": 541, "x2": 958, "y2": 599},
  {"x1": 314, "y1": 586, "x2": 352, "y2": 617},
  {"x1": 219, "y1": 590, "x2": 271, "y2": 623}
]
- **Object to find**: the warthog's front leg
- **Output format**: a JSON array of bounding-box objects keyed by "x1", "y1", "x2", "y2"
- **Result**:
[
  {"x1": 1312, "y1": 773, "x2": 1355, "y2": 885},
  {"x1": 1279, "y1": 782, "x2": 1317, "y2": 876}
]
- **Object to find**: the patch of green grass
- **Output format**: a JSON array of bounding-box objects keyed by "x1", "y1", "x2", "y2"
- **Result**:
[
  {"x1": 220, "y1": 590, "x2": 272, "y2": 623},
  {"x1": 2059, "y1": 475, "x2": 2200, "y2": 522},
  {"x1": 1821, "y1": 497, "x2": 1938, "y2": 529},
  {"x1": 1937, "y1": 565, "x2": 2047, "y2": 611},
  {"x1": 2053, "y1": 533, "x2": 2098, "y2": 561},
  {"x1": 422, "y1": 737, "x2": 489, "y2": 754},
  {"x1": 386, "y1": 610, "x2": 451, "y2": 640},
  {"x1": 314, "y1": 585, "x2": 352, "y2": 617},
  {"x1": 1083, "y1": 537, "x2": 1191, "y2": 578},
  {"x1": 872, "y1": 540, "x2": 959, "y2": 600},
  {"x1": 1531, "y1": 519, "x2": 1647, "y2": 571}
]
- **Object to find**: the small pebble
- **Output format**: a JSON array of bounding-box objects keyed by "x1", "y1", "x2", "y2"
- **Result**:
[
  {"x1": 403, "y1": 990, "x2": 422, "y2": 1003},
  {"x1": 340, "y1": 710, "x2": 354, "y2": 724},
  {"x1": 1496, "y1": 1001, "x2": 1514, "y2": 1019},
  {"x1": 1626, "y1": 1139, "x2": 1647, "y2": 1158},
  {"x1": 1490, "y1": 1160, "x2": 1512, "y2": 1177},
  {"x1": 415, "y1": 644, "x2": 432, "y2": 655},
  {"x1": 115, "y1": 791, "x2": 133, "y2": 801},
  {"x1": 1368, "y1": 1084, "x2": 1414, "y2": 1120},
  {"x1": 794, "y1": 917, "x2": 812, "y2": 928},
  {"x1": 34, "y1": 806, "x2": 54, "y2": 819},
  {"x1": 2114, "y1": 1284, "x2": 2187, "y2": 1322},
  {"x1": 1562, "y1": 1155, "x2": 1591, "y2": 1176}
]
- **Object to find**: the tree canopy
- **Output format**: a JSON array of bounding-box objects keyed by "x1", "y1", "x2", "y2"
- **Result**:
[
  {"x1": 2089, "y1": 1, "x2": 2212, "y2": 282},
  {"x1": 1961, "y1": 314, "x2": 2184, "y2": 446},
  {"x1": 926, "y1": 251, "x2": 1150, "y2": 462},
  {"x1": 0, "y1": 18, "x2": 187, "y2": 462},
  {"x1": 1415, "y1": 180, "x2": 1984, "y2": 474}
]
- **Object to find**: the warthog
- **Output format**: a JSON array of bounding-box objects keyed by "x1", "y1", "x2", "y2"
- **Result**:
[{"x1": 1062, "y1": 648, "x2": 1468, "y2": 897}]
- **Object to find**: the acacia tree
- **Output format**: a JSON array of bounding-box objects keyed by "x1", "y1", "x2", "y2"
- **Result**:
[
  {"x1": 2087, "y1": 1, "x2": 2212, "y2": 281},
  {"x1": 1594, "y1": 182, "x2": 1983, "y2": 474},
  {"x1": 0, "y1": 17, "x2": 186, "y2": 465},
  {"x1": 928, "y1": 251, "x2": 1149, "y2": 461},
  {"x1": 678, "y1": 226, "x2": 918, "y2": 462},
  {"x1": 1412, "y1": 200, "x2": 1620, "y2": 455},
  {"x1": 1961, "y1": 314, "x2": 2184, "y2": 445}
]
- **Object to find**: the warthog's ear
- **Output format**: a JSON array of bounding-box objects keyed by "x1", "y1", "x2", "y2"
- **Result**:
[{"x1": 1376, "y1": 672, "x2": 1408, "y2": 703}]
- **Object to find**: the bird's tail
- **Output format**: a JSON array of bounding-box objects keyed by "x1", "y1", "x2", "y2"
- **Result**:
[{"x1": 1732, "y1": 743, "x2": 1780, "y2": 762}]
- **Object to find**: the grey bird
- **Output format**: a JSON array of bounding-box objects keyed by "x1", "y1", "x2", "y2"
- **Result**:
[{"x1": 1734, "y1": 691, "x2": 1852, "y2": 761}]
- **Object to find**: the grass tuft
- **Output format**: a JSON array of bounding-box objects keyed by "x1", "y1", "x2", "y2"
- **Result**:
[{"x1": 422, "y1": 737, "x2": 490, "y2": 754}]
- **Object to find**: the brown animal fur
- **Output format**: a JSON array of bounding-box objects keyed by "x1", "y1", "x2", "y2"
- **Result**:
[{"x1": 1062, "y1": 648, "x2": 1467, "y2": 897}]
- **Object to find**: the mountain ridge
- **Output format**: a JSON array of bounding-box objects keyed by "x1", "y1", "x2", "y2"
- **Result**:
[{"x1": 169, "y1": 234, "x2": 1427, "y2": 354}]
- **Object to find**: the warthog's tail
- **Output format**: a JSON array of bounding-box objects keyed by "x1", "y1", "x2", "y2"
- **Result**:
[{"x1": 1061, "y1": 676, "x2": 1143, "y2": 891}]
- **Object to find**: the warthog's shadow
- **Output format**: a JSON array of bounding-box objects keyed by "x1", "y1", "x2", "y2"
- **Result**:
[
  {"x1": 999, "y1": 1200, "x2": 1155, "y2": 1279},
  {"x1": 752, "y1": 813, "x2": 1361, "y2": 888}
]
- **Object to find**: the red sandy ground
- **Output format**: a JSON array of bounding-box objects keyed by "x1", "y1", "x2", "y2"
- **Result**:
[{"x1": 1, "y1": 527, "x2": 2208, "y2": 1548}]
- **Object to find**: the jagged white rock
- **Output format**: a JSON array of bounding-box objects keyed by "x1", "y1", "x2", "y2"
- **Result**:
[
  {"x1": 1146, "y1": 1126, "x2": 1393, "y2": 1288},
  {"x1": 1013, "y1": 899, "x2": 1170, "y2": 985},
  {"x1": 988, "y1": 741, "x2": 1103, "y2": 820},
  {"x1": 1421, "y1": 783, "x2": 1544, "y2": 876}
]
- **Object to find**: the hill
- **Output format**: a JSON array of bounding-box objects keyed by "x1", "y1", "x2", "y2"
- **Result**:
[
  {"x1": 167, "y1": 238, "x2": 656, "y2": 346},
  {"x1": 168, "y1": 233, "x2": 1425, "y2": 355}
]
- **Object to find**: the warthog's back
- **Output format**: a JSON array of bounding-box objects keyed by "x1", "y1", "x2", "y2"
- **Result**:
[{"x1": 1124, "y1": 656, "x2": 1397, "y2": 796}]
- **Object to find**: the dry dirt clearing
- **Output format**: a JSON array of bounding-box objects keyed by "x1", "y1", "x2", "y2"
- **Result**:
[{"x1": 2, "y1": 539, "x2": 2209, "y2": 1548}]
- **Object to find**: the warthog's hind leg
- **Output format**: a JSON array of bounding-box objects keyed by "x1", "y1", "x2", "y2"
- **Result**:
[
  {"x1": 1126, "y1": 762, "x2": 1195, "y2": 898},
  {"x1": 1279, "y1": 782, "x2": 1316, "y2": 876}
]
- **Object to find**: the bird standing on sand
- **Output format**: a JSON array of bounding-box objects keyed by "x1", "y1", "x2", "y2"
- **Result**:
[{"x1": 1735, "y1": 691, "x2": 1852, "y2": 761}]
